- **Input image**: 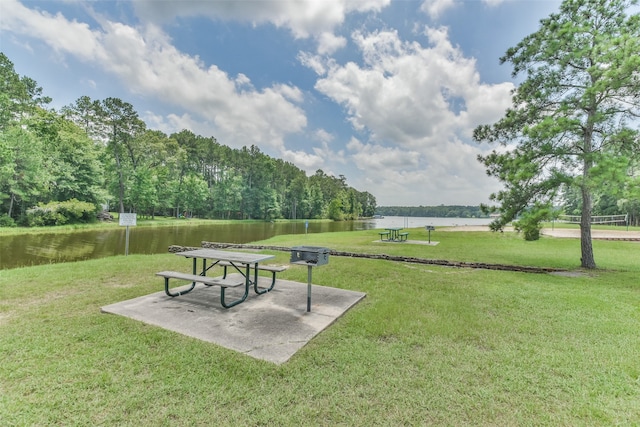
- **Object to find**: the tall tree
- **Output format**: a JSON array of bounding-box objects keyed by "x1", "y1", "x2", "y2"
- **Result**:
[
  {"x1": 473, "y1": 0, "x2": 640, "y2": 268},
  {"x1": 179, "y1": 173, "x2": 208, "y2": 218},
  {"x1": 0, "y1": 53, "x2": 51, "y2": 130},
  {"x1": 27, "y1": 109, "x2": 104, "y2": 205},
  {"x1": 61, "y1": 96, "x2": 105, "y2": 141},
  {"x1": 100, "y1": 97, "x2": 145, "y2": 213},
  {"x1": 211, "y1": 172, "x2": 243, "y2": 219},
  {"x1": 0, "y1": 127, "x2": 49, "y2": 220},
  {"x1": 0, "y1": 53, "x2": 21, "y2": 130},
  {"x1": 286, "y1": 175, "x2": 309, "y2": 219},
  {"x1": 616, "y1": 158, "x2": 640, "y2": 226}
]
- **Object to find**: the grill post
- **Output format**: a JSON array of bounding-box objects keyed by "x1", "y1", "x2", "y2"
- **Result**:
[
  {"x1": 290, "y1": 246, "x2": 330, "y2": 312},
  {"x1": 425, "y1": 225, "x2": 435, "y2": 243},
  {"x1": 306, "y1": 264, "x2": 312, "y2": 312}
]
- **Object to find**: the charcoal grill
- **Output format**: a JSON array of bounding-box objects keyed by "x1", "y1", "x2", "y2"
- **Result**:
[
  {"x1": 290, "y1": 246, "x2": 330, "y2": 312},
  {"x1": 425, "y1": 225, "x2": 435, "y2": 243},
  {"x1": 290, "y1": 246, "x2": 330, "y2": 266}
]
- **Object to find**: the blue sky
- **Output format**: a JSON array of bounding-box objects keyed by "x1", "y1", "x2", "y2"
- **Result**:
[{"x1": 1, "y1": 0, "x2": 563, "y2": 206}]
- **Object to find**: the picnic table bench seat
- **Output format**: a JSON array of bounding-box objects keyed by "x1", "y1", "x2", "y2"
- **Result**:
[
  {"x1": 379, "y1": 231, "x2": 390, "y2": 240},
  {"x1": 156, "y1": 270, "x2": 244, "y2": 293},
  {"x1": 399, "y1": 232, "x2": 409, "y2": 241}
]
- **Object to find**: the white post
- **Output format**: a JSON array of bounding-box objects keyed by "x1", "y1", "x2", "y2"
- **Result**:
[
  {"x1": 125, "y1": 226, "x2": 130, "y2": 256},
  {"x1": 119, "y1": 213, "x2": 137, "y2": 256}
]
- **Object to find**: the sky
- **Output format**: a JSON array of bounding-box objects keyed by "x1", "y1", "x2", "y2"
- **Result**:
[{"x1": 0, "y1": 0, "x2": 564, "y2": 206}]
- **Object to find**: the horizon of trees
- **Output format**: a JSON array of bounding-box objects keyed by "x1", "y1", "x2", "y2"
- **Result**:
[
  {"x1": 0, "y1": 52, "x2": 376, "y2": 226},
  {"x1": 375, "y1": 205, "x2": 489, "y2": 218}
]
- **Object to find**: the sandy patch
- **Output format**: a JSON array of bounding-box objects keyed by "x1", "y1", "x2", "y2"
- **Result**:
[
  {"x1": 439, "y1": 225, "x2": 513, "y2": 232},
  {"x1": 542, "y1": 228, "x2": 640, "y2": 240},
  {"x1": 440, "y1": 225, "x2": 640, "y2": 240}
]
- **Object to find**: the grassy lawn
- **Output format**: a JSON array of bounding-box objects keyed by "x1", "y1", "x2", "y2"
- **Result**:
[{"x1": 1, "y1": 228, "x2": 639, "y2": 425}]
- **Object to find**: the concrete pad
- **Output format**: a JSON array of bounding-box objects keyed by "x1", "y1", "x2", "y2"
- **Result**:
[
  {"x1": 406, "y1": 239, "x2": 439, "y2": 246},
  {"x1": 101, "y1": 275, "x2": 366, "y2": 364},
  {"x1": 374, "y1": 239, "x2": 439, "y2": 246}
]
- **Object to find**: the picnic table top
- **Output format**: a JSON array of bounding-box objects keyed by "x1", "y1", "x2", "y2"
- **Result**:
[{"x1": 176, "y1": 248, "x2": 275, "y2": 264}]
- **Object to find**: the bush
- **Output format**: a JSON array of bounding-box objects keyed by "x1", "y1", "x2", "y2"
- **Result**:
[
  {"x1": 513, "y1": 204, "x2": 551, "y2": 241},
  {"x1": 514, "y1": 217, "x2": 542, "y2": 241},
  {"x1": 26, "y1": 199, "x2": 98, "y2": 227},
  {"x1": 0, "y1": 214, "x2": 16, "y2": 227}
]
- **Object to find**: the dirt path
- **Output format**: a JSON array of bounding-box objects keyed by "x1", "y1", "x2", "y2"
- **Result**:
[
  {"x1": 541, "y1": 228, "x2": 640, "y2": 240},
  {"x1": 440, "y1": 225, "x2": 640, "y2": 241},
  {"x1": 438, "y1": 225, "x2": 510, "y2": 232}
]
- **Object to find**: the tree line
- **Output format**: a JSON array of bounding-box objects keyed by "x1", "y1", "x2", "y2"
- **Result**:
[
  {"x1": 0, "y1": 53, "x2": 376, "y2": 226},
  {"x1": 375, "y1": 205, "x2": 488, "y2": 218}
]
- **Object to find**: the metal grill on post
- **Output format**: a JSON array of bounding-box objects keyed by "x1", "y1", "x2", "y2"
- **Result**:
[
  {"x1": 425, "y1": 225, "x2": 435, "y2": 243},
  {"x1": 290, "y1": 246, "x2": 330, "y2": 312}
]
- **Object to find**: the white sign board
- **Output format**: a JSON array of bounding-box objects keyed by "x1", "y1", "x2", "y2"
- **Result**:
[{"x1": 119, "y1": 213, "x2": 137, "y2": 227}]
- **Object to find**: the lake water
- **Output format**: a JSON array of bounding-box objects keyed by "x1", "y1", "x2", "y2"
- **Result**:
[
  {"x1": 0, "y1": 216, "x2": 491, "y2": 270},
  {"x1": 372, "y1": 216, "x2": 492, "y2": 228}
]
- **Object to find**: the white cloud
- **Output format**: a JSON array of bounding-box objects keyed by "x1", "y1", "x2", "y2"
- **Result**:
[
  {"x1": 281, "y1": 149, "x2": 326, "y2": 171},
  {"x1": 420, "y1": 0, "x2": 507, "y2": 20},
  {"x1": 235, "y1": 73, "x2": 253, "y2": 89},
  {"x1": 482, "y1": 0, "x2": 508, "y2": 6},
  {"x1": 313, "y1": 129, "x2": 335, "y2": 144},
  {"x1": 346, "y1": 138, "x2": 502, "y2": 205},
  {"x1": 317, "y1": 31, "x2": 348, "y2": 55},
  {"x1": 132, "y1": 0, "x2": 389, "y2": 53},
  {"x1": 1, "y1": 0, "x2": 101, "y2": 60},
  {"x1": 311, "y1": 25, "x2": 512, "y2": 204},
  {"x1": 280, "y1": 131, "x2": 349, "y2": 175},
  {"x1": 347, "y1": 138, "x2": 420, "y2": 170},
  {"x1": 133, "y1": 0, "x2": 341, "y2": 37},
  {"x1": 1, "y1": 0, "x2": 307, "y2": 151},
  {"x1": 297, "y1": 52, "x2": 329, "y2": 75},
  {"x1": 315, "y1": 26, "x2": 513, "y2": 147},
  {"x1": 143, "y1": 111, "x2": 215, "y2": 139},
  {"x1": 420, "y1": 0, "x2": 456, "y2": 19}
]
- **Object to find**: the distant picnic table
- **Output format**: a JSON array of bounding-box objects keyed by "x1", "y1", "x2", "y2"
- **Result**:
[{"x1": 379, "y1": 227, "x2": 408, "y2": 242}]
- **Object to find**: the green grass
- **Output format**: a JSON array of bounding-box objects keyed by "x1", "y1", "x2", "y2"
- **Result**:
[
  {"x1": 269, "y1": 226, "x2": 639, "y2": 271},
  {"x1": 1, "y1": 228, "x2": 639, "y2": 425}
]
